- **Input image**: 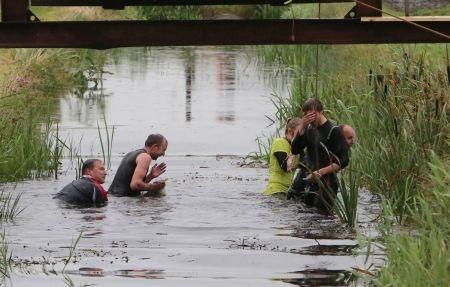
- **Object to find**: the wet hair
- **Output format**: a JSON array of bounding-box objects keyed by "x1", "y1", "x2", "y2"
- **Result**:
[
  {"x1": 81, "y1": 159, "x2": 101, "y2": 175},
  {"x1": 285, "y1": 117, "x2": 302, "y2": 133},
  {"x1": 145, "y1": 134, "x2": 166, "y2": 147},
  {"x1": 302, "y1": 98, "x2": 324, "y2": 113}
]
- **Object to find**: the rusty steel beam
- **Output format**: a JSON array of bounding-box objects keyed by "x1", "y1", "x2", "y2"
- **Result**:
[
  {"x1": 0, "y1": 19, "x2": 448, "y2": 48},
  {"x1": 1, "y1": 0, "x2": 29, "y2": 22},
  {"x1": 356, "y1": 0, "x2": 381, "y2": 17},
  {"x1": 31, "y1": 0, "x2": 354, "y2": 6}
]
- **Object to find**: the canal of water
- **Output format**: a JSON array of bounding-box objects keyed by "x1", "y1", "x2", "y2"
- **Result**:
[{"x1": 4, "y1": 47, "x2": 381, "y2": 286}]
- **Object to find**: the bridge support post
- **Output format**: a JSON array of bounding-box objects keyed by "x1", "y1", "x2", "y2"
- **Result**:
[{"x1": 1, "y1": 0, "x2": 29, "y2": 22}]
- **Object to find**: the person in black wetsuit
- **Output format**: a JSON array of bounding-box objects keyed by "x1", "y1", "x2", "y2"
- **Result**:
[
  {"x1": 54, "y1": 159, "x2": 108, "y2": 206},
  {"x1": 287, "y1": 98, "x2": 350, "y2": 212},
  {"x1": 108, "y1": 134, "x2": 167, "y2": 197}
]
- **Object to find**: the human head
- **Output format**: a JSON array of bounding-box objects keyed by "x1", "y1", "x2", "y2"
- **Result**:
[
  {"x1": 285, "y1": 117, "x2": 302, "y2": 142},
  {"x1": 82, "y1": 159, "x2": 107, "y2": 183},
  {"x1": 145, "y1": 134, "x2": 168, "y2": 160},
  {"x1": 340, "y1": 124, "x2": 356, "y2": 147},
  {"x1": 302, "y1": 98, "x2": 325, "y2": 127}
]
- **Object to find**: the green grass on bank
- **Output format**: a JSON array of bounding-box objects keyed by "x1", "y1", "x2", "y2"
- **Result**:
[
  {"x1": 375, "y1": 151, "x2": 450, "y2": 287},
  {"x1": 0, "y1": 9, "x2": 109, "y2": 183}
]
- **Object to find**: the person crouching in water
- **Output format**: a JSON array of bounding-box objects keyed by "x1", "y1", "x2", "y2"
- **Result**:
[
  {"x1": 263, "y1": 117, "x2": 303, "y2": 199},
  {"x1": 54, "y1": 159, "x2": 108, "y2": 206},
  {"x1": 287, "y1": 99, "x2": 349, "y2": 213}
]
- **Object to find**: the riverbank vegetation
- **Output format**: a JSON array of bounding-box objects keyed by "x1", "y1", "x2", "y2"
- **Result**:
[
  {"x1": 0, "y1": 9, "x2": 111, "y2": 183},
  {"x1": 252, "y1": 3, "x2": 449, "y2": 285},
  {"x1": 135, "y1": 4, "x2": 284, "y2": 20},
  {"x1": 0, "y1": 48, "x2": 107, "y2": 183}
]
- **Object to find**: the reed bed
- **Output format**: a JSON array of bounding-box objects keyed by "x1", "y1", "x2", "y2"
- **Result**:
[
  {"x1": 257, "y1": 24, "x2": 449, "y2": 220},
  {"x1": 375, "y1": 152, "x2": 450, "y2": 286},
  {"x1": 255, "y1": 4, "x2": 449, "y2": 284},
  {"x1": 0, "y1": 47, "x2": 107, "y2": 183}
]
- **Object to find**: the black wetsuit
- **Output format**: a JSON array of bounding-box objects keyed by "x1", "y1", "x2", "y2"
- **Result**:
[
  {"x1": 290, "y1": 120, "x2": 349, "y2": 209},
  {"x1": 108, "y1": 149, "x2": 146, "y2": 197},
  {"x1": 54, "y1": 177, "x2": 107, "y2": 206}
]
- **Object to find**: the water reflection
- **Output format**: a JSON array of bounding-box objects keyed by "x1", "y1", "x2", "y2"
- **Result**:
[
  {"x1": 184, "y1": 50, "x2": 195, "y2": 122},
  {"x1": 114, "y1": 269, "x2": 165, "y2": 279},
  {"x1": 61, "y1": 82, "x2": 109, "y2": 127},
  {"x1": 114, "y1": 196, "x2": 172, "y2": 225},
  {"x1": 278, "y1": 269, "x2": 355, "y2": 286},
  {"x1": 216, "y1": 51, "x2": 236, "y2": 122}
]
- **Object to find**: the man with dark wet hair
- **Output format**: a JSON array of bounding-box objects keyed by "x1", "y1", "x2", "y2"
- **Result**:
[
  {"x1": 54, "y1": 159, "x2": 108, "y2": 206},
  {"x1": 108, "y1": 134, "x2": 168, "y2": 197},
  {"x1": 288, "y1": 98, "x2": 350, "y2": 212}
]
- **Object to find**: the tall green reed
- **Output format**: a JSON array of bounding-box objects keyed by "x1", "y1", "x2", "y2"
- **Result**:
[
  {"x1": 0, "y1": 190, "x2": 24, "y2": 222},
  {"x1": 375, "y1": 152, "x2": 449, "y2": 286},
  {"x1": 0, "y1": 110, "x2": 63, "y2": 183},
  {"x1": 97, "y1": 117, "x2": 115, "y2": 170},
  {"x1": 356, "y1": 52, "x2": 448, "y2": 221},
  {"x1": 62, "y1": 231, "x2": 83, "y2": 287},
  {"x1": 0, "y1": 230, "x2": 11, "y2": 286},
  {"x1": 332, "y1": 168, "x2": 359, "y2": 228}
]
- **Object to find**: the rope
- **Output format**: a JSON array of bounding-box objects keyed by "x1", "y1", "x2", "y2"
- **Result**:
[
  {"x1": 315, "y1": 2, "x2": 321, "y2": 99},
  {"x1": 314, "y1": 1, "x2": 321, "y2": 194},
  {"x1": 355, "y1": 0, "x2": 450, "y2": 41}
]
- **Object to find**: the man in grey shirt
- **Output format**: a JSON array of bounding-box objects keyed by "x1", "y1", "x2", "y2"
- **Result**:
[{"x1": 108, "y1": 134, "x2": 167, "y2": 197}]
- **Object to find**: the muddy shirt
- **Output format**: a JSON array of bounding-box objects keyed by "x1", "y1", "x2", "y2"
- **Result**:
[
  {"x1": 108, "y1": 149, "x2": 146, "y2": 197},
  {"x1": 54, "y1": 177, "x2": 107, "y2": 206},
  {"x1": 264, "y1": 138, "x2": 298, "y2": 196},
  {"x1": 291, "y1": 120, "x2": 349, "y2": 191}
]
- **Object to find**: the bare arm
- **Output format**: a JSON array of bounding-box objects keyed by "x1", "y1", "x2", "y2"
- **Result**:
[{"x1": 130, "y1": 153, "x2": 165, "y2": 192}]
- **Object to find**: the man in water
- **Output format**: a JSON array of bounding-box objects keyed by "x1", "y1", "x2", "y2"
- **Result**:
[
  {"x1": 263, "y1": 117, "x2": 303, "y2": 198},
  {"x1": 340, "y1": 124, "x2": 356, "y2": 148},
  {"x1": 288, "y1": 99, "x2": 350, "y2": 212},
  {"x1": 54, "y1": 159, "x2": 108, "y2": 206},
  {"x1": 108, "y1": 134, "x2": 167, "y2": 197}
]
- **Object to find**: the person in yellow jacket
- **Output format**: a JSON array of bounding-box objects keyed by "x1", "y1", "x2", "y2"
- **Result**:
[{"x1": 264, "y1": 117, "x2": 303, "y2": 198}]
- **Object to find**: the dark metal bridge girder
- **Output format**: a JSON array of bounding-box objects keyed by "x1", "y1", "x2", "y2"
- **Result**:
[
  {"x1": 31, "y1": 0, "x2": 354, "y2": 6},
  {"x1": 0, "y1": 19, "x2": 448, "y2": 49}
]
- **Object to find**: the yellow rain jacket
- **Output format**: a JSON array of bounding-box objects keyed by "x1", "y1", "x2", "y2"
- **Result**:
[{"x1": 263, "y1": 137, "x2": 298, "y2": 196}]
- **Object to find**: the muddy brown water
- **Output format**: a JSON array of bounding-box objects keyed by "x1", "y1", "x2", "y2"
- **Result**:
[{"x1": 3, "y1": 47, "x2": 382, "y2": 286}]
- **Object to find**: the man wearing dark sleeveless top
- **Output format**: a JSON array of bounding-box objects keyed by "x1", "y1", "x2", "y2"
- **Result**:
[
  {"x1": 54, "y1": 159, "x2": 108, "y2": 206},
  {"x1": 108, "y1": 134, "x2": 167, "y2": 197},
  {"x1": 288, "y1": 98, "x2": 349, "y2": 212}
]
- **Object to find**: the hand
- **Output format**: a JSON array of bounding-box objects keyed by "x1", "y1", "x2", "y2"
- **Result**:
[
  {"x1": 302, "y1": 112, "x2": 316, "y2": 127},
  {"x1": 149, "y1": 180, "x2": 166, "y2": 192},
  {"x1": 306, "y1": 171, "x2": 321, "y2": 182},
  {"x1": 148, "y1": 163, "x2": 167, "y2": 181},
  {"x1": 286, "y1": 155, "x2": 295, "y2": 171}
]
